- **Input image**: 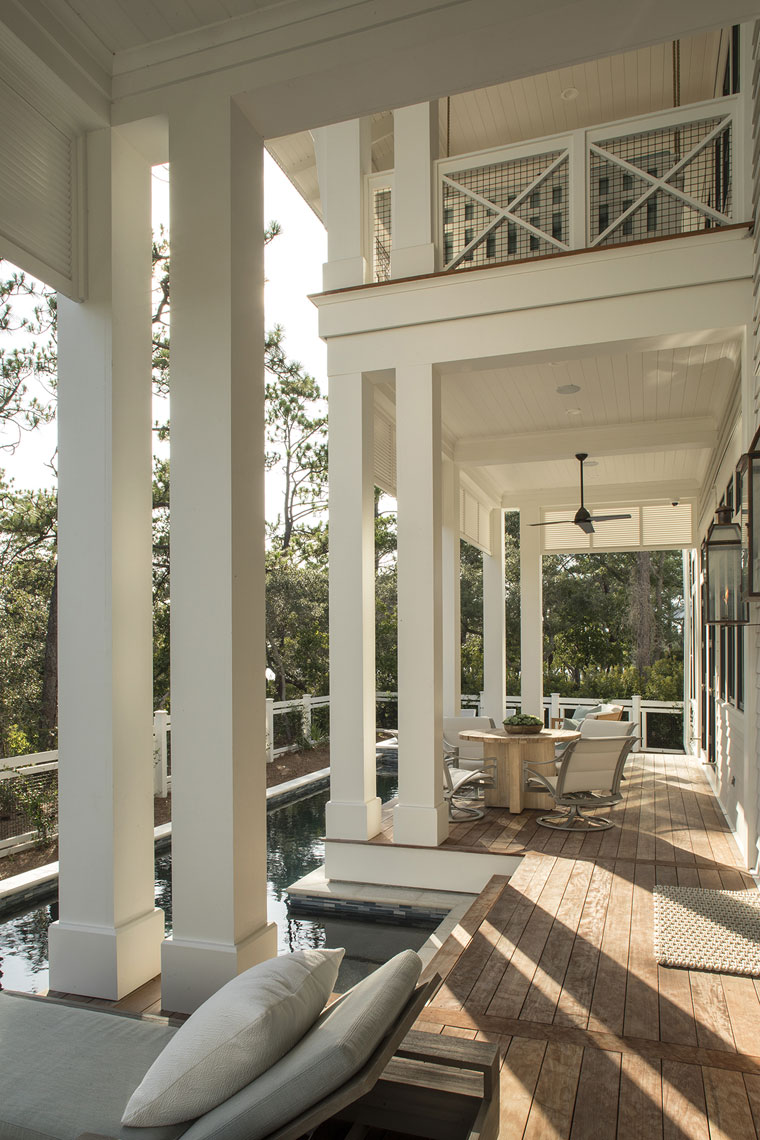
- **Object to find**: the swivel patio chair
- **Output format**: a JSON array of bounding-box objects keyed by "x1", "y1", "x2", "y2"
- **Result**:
[
  {"x1": 444, "y1": 755, "x2": 495, "y2": 820},
  {"x1": 526, "y1": 734, "x2": 637, "y2": 831}
]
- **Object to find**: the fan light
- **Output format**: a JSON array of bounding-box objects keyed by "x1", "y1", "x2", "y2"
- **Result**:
[{"x1": 556, "y1": 384, "x2": 580, "y2": 395}]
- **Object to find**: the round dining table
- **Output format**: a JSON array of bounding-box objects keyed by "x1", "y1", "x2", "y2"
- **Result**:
[{"x1": 458, "y1": 726, "x2": 581, "y2": 813}]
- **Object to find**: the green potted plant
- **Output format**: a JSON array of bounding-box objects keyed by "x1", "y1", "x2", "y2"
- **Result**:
[{"x1": 503, "y1": 713, "x2": 543, "y2": 735}]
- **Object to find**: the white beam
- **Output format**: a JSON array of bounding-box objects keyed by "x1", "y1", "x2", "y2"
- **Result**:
[
  {"x1": 519, "y1": 505, "x2": 543, "y2": 718},
  {"x1": 482, "y1": 509, "x2": 506, "y2": 723},
  {"x1": 501, "y1": 480, "x2": 700, "y2": 510},
  {"x1": 456, "y1": 417, "x2": 716, "y2": 468}
]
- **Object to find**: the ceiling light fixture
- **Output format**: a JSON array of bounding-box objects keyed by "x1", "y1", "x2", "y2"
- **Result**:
[
  {"x1": 566, "y1": 408, "x2": 582, "y2": 417},
  {"x1": 560, "y1": 87, "x2": 579, "y2": 101},
  {"x1": 556, "y1": 383, "x2": 580, "y2": 395}
]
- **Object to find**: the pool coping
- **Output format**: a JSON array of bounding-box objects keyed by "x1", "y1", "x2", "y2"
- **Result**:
[{"x1": 0, "y1": 767, "x2": 334, "y2": 917}]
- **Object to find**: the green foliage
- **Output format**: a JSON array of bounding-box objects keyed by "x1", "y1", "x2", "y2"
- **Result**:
[
  {"x1": 504, "y1": 713, "x2": 542, "y2": 726},
  {"x1": 0, "y1": 771, "x2": 57, "y2": 843}
]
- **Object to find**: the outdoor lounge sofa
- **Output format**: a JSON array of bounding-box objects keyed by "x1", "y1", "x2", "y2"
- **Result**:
[{"x1": 0, "y1": 951, "x2": 498, "y2": 1140}]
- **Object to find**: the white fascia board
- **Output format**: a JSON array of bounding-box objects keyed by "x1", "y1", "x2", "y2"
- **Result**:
[
  {"x1": 325, "y1": 278, "x2": 749, "y2": 380},
  {"x1": 312, "y1": 229, "x2": 750, "y2": 343},
  {"x1": 457, "y1": 417, "x2": 718, "y2": 468}
]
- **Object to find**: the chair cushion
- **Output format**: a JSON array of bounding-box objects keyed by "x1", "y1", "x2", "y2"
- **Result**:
[
  {"x1": 561, "y1": 717, "x2": 579, "y2": 731},
  {"x1": 0, "y1": 991, "x2": 186, "y2": 1140},
  {"x1": 180, "y1": 949, "x2": 423, "y2": 1140},
  {"x1": 122, "y1": 947, "x2": 344, "y2": 1127},
  {"x1": 581, "y1": 718, "x2": 635, "y2": 738}
]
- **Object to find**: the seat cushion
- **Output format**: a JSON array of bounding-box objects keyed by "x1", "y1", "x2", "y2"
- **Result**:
[
  {"x1": 0, "y1": 991, "x2": 186, "y2": 1140},
  {"x1": 123, "y1": 947, "x2": 344, "y2": 1127},
  {"x1": 181, "y1": 949, "x2": 423, "y2": 1140}
]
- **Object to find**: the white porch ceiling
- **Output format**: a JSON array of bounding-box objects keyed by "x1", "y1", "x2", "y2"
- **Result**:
[{"x1": 438, "y1": 336, "x2": 740, "y2": 509}]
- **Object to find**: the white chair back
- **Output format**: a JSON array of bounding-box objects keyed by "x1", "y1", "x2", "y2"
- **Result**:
[
  {"x1": 443, "y1": 716, "x2": 496, "y2": 762},
  {"x1": 580, "y1": 718, "x2": 635, "y2": 739},
  {"x1": 557, "y1": 736, "x2": 635, "y2": 797}
]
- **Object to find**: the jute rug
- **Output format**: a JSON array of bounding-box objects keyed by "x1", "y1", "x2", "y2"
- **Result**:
[{"x1": 653, "y1": 884, "x2": 760, "y2": 976}]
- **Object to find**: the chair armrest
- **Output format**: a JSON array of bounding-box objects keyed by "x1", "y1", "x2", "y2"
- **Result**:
[
  {"x1": 524, "y1": 766, "x2": 554, "y2": 793},
  {"x1": 395, "y1": 1029, "x2": 499, "y2": 1099}
]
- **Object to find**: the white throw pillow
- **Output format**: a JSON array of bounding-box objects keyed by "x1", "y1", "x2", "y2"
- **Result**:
[{"x1": 121, "y1": 946, "x2": 344, "y2": 1127}]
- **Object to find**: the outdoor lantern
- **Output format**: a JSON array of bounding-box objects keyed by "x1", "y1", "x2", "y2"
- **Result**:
[
  {"x1": 737, "y1": 429, "x2": 760, "y2": 599},
  {"x1": 704, "y1": 506, "x2": 746, "y2": 624}
]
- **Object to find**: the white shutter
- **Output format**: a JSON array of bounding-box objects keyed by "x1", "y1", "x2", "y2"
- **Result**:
[
  {"x1": 0, "y1": 76, "x2": 80, "y2": 297},
  {"x1": 373, "y1": 411, "x2": 397, "y2": 496}
]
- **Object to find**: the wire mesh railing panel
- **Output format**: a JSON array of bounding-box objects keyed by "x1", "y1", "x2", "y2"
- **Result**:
[
  {"x1": 442, "y1": 152, "x2": 568, "y2": 269},
  {"x1": 373, "y1": 187, "x2": 392, "y2": 282},
  {"x1": 0, "y1": 769, "x2": 58, "y2": 843},
  {"x1": 590, "y1": 116, "x2": 732, "y2": 246}
]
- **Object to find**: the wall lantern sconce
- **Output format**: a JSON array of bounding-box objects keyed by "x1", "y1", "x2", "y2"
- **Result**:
[
  {"x1": 704, "y1": 506, "x2": 746, "y2": 624},
  {"x1": 737, "y1": 428, "x2": 760, "y2": 600}
]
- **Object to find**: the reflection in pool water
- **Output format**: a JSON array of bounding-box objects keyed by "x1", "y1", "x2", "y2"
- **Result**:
[{"x1": 0, "y1": 773, "x2": 437, "y2": 995}]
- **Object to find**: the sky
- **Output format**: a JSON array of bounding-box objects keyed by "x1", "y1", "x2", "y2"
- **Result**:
[{"x1": 0, "y1": 151, "x2": 327, "y2": 518}]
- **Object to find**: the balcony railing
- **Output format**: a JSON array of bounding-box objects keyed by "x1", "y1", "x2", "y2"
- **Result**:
[{"x1": 371, "y1": 96, "x2": 741, "y2": 279}]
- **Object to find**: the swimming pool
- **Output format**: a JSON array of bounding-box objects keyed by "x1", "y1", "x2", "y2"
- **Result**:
[{"x1": 0, "y1": 774, "x2": 437, "y2": 995}]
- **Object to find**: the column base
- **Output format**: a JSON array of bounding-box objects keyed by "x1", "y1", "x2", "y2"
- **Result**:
[
  {"x1": 393, "y1": 802, "x2": 448, "y2": 847},
  {"x1": 161, "y1": 921, "x2": 278, "y2": 1014},
  {"x1": 325, "y1": 796, "x2": 382, "y2": 840},
  {"x1": 391, "y1": 243, "x2": 435, "y2": 279},
  {"x1": 322, "y1": 256, "x2": 367, "y2": 290},
  {"x1": 48, "y1": 906, "x2": 165, "y2": 1000}
]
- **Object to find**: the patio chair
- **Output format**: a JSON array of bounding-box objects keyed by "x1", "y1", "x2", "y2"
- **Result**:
[
  {"x1": 444, "y1": 755, "x2": 495, "y2": 820},
  {"x1": 0, "y1": 950, "x2": 498, "y2": 1140},
  {"x1": 443, "y1": 715, "x2": 497, "y2": 771},
  {"x1": 526, "y1": 734, "x2": 637, "y2": 830}
]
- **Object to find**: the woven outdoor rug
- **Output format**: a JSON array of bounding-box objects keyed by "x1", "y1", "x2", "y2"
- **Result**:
[{"x1": 653, "y1": 885, "x2": 760, "y2": 976}]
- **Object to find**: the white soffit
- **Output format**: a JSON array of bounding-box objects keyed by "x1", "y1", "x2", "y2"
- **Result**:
[
  {"x1": 540, "y1": 502, "x2": 693, "y2": 553},
  {"x1": 460, "y1": 486, "x2": 491, "y2": 554}
]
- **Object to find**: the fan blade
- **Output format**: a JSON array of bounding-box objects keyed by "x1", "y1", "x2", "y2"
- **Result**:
[
  {"x1": 589, "y1": 513, "x2": 632, "y2": 522},
  {"x1": 577, "y1": 520, "x2": 595, "y2": 534},
  {"x1": 529, "y1": 519, "x2": 575, "y2": 526}
]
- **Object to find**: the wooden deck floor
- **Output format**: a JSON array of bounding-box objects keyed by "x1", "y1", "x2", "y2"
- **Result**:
[
  {"x1": 45, "y1": 752, "x2": 760, "y2": 1136},
  {"x1": 409, "y1": 753, "x2": 760, "y2": 1138}
]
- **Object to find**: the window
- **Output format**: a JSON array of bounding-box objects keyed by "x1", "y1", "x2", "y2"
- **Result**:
[
  {"x1": 646, "y1": 197, "x2": 658, "y2": 232},
  {"x1": 623, "y1": 173, "x2": 633, "y2": 192},
  {"x1": 529, "y1": 217, "x2": 540, "y2": 251},
  {"x1": 464, "y1": 228, "x2": 474, "y2": 261},
  {"x1": 552, "y1": 185, "x2": 563, "y2": 204},
  {"x1": 598, "y1": 205, "x2": 609, "y2": 232},
  {"x1": 622, "y1": 200, "x2": 633, "y2": 236},
  {"x1": 530, "y1": 189, "x2": 541, "y2": 209},
  {"x1": 507, "y1": 223, "x2": 517, "y2": 255},
  {"x1": 598, "y1": 176, "x2": 609, "y2": 196},
  {"x1": 486, "y1": 232, "x2": 496, "y2": 258},
  {"x1": 552, "y1": 212, "x2": 562, "y2": 241},
  {"x1": 464, "y1": 202, "x2": 474, "y2": 221}
]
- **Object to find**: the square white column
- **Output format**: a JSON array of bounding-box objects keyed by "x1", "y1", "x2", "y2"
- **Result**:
[
  {"x1": 312, "y1": 118, "x2": 371, "y2": 290},
  {"x1": 482, "y1": 508, "x2": 506, "y2": 723},
  {"x1": 442, "y1": 457, "x2": 462, "y2": 717},
  {"x1": 50, "y1": 125, "x2": 164, "y2": 999},
  {"x1": 161, "y1": 96, "x2": 276, "y2": 1013},
  {"x1": 519, "y1": 504, "x2": 544, "y2": 718},
  {"x1": 394, "y1": 364, "x2": 448, "y2": 847},
  {"x1": 325, "y1": 372, "x2": 382, "y2": 841},
  {"x1": 392, "y1": 103, "x2": 438, "y2": 278}
]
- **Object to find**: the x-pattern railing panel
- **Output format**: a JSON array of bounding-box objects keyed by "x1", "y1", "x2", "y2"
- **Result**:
[
  {"x1": 589, "y1": 114, "x2": 732, "y2": 246},
  {"x1": 442, "y1": 149, "x2": 570, "y2": 270}
]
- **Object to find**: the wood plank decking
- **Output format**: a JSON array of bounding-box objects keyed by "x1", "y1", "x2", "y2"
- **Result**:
[
  {"x1": 409, "y1": 753, "x2": 760, "y2": 1138},
  {"x1": 45, "y1": 752, "x2": 760, "y2": 1136}
]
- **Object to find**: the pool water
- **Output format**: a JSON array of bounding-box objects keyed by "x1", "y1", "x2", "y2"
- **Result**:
[{"x1": 0, "y1": 773, "x2": 437, "y2": 995}]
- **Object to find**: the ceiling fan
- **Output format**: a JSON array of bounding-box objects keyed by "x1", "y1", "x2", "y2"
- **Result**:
[{"x1": 530, "y1": 453, "x2": 632, "y2": 535}]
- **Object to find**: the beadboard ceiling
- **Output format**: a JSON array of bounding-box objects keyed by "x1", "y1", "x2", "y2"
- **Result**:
[{"x1": 268, "y1": 26, "x2": 730, "y2": 219}]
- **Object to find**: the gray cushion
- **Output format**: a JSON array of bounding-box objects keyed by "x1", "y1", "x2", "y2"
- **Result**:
[
  {"x1": 0, "y1": 992, "x2": 186, "y2": 1140},
  {"x1": 181, "y1": 949, "x2": 423, "y2": 1140},
  {"x1": 561, "y1": 717, "x2": 579, "y2": 731},
  {"x1": 122, "y1": 948, "x2": 344, "y2": 1126}
]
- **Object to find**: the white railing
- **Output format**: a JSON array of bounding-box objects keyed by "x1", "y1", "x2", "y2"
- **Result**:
[
  {"x1": 431, "y1": 96, "x2": 740, "y2": 273},
  {"x1": 0, "y1": 689, "x2": 684, "y2": 825}
]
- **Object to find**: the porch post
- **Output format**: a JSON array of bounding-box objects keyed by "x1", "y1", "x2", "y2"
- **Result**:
[
  {"x1": 325, "y1": 372, "x2": 382, "y2": 840},
  {"x1": 442, "y1": 457, "x2": 461, "y2": 716},
  {"x1": 50, "y1": 125, "x2": 163, "y2": 999},
  {"x1": 392, "y1": 103, "x2": 437, "y2": 278},
  {"x1": 394, "y1": 363, "x2": 448, "y2": 846},
  {"x1": 519, "y1": 504, "x2": 544, "y2": 718},
  {"x1": 482, "y1": 508, "x2": 506, "y2": 724},
  {"x1": 312, "y1": 118, "x2": 371, "y2": 290},
  {"x1": 161, "y1": 95, "x2": 276, "y2": 1013}
]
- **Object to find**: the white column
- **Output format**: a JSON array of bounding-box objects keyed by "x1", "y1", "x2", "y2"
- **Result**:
[
  {"x1": 326, "y1": 373, "x2": 382, "y2": 841},
  {"x1": 442, "y1": 457, "x2": 461, "y2": 717},
  {"x1": 50, "y1": 126, "x2": 163, "y2": 999},
  {"x1": 312, "y1": 118, "x2": 371, "y2": 290},
  {"x1": 482, "y1": 508, "x2": 506, "y2": 724},
  {"x1": 519, "y1": 505, "x2": 544, "y2": 718},
  {"x1": 161, "y1": 96, "x2": 276, "y2": 1013},
  {"x1": 392, "y1": 103, "x2": 437, "y2": 278},
  {"x1": 394, "y1": 364, "x2": 448, "y2": 847}
]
